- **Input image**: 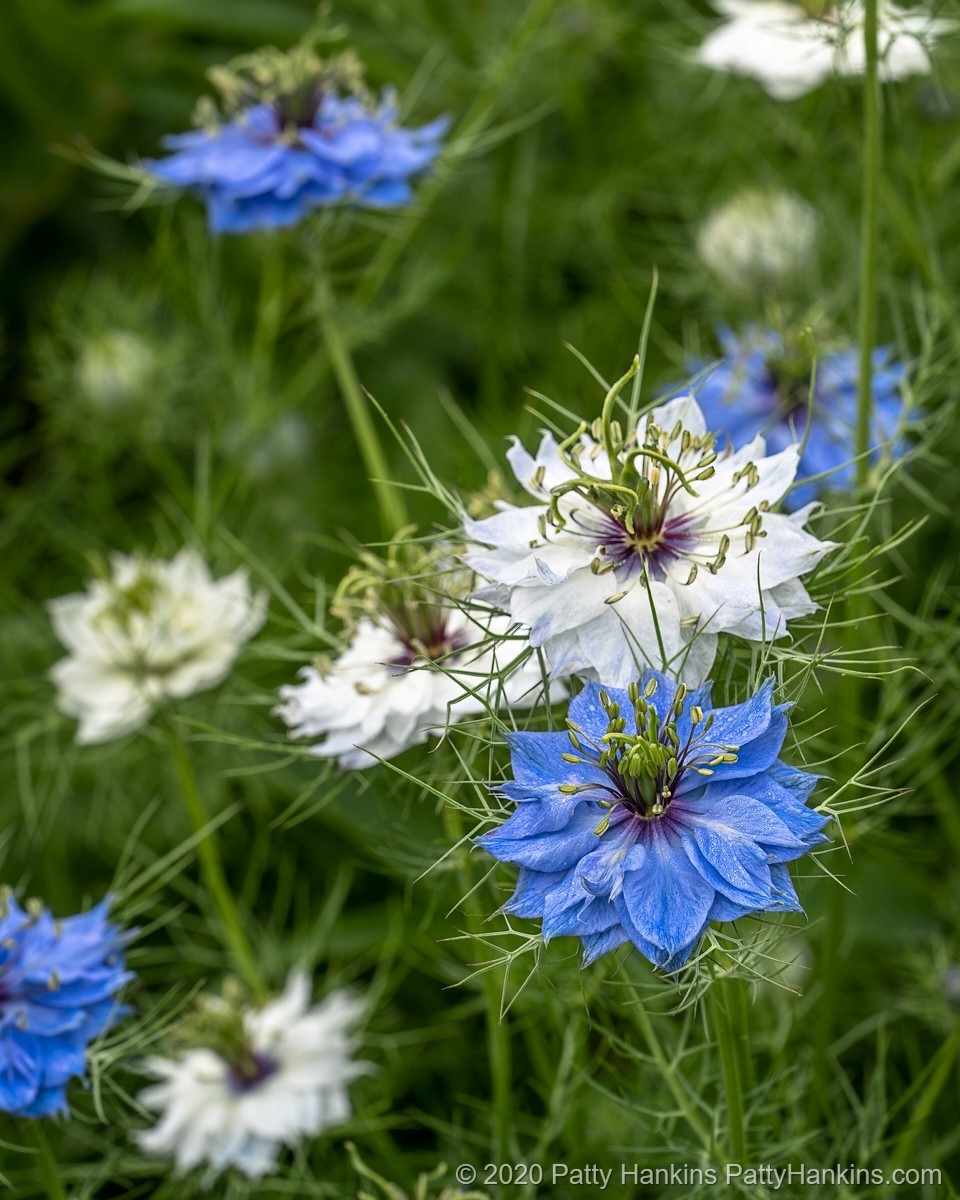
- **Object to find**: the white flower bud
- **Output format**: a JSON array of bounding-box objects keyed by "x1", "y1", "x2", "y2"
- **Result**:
[{"x1": 697, "y1": 189, "x2": 820, "y2": 293}]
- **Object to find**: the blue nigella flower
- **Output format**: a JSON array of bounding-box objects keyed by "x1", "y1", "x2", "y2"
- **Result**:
[
  {"x1": 691, "y1": 327, "x2": 907, "y2": 509},
  {"x1": 0, "y1": 894, "x2": 132, "y2": 1117},
  {"x1": 146, "y1": 90, "x2": 448, "y2": 234},
  {"x1": 481, "y1": 672, "x2": 828, "y2": 972}
]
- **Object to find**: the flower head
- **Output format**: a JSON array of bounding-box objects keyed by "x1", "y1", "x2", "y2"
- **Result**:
[
  {"x1": 464, "y1": 389, "x2": 832, "y2": 687},
  {"x1": 135, "y1": 971, "x2": 369, "y2": 1180},
  {"x1": 0, "y1": 894, "x2": 131, "y2": 1117},
  {"x1": 482, "y1": 672, "x2": 828, "y2": 971},
  {"x1": 146, "y1": 43, "x2": 447, "y2": 233},
  {"x1": 49, "y1": 549, "x2": 267, "y2": 744},
  {"x1": 698, "y1": 189, "x2": 820, "y2": 293},
  {"x1": 693, "y1": 327, "x2": 907, "y2": 508},
  {"x1": 697, "y1": 0, "x2": 948, "y2": 100}
]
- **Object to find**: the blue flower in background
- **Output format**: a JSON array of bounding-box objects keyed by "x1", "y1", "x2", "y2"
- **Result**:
[
  {"x1": 482, "y1": 672, "x2": 828, "y2": 972},
  {"x1": 691, "y1": 328, "x2": 907, "y2": 509},
  {"x1": 0, "y1": 895, "x2": 132, "y2": 1117},
  {"x1": 147, "y1": 92, "x2": 448, "y2": 234}
]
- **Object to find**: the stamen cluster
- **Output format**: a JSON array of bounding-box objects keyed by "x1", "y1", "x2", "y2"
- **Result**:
[{"x1": 560, "y1": 680, "x2": 739, "y2": 827}]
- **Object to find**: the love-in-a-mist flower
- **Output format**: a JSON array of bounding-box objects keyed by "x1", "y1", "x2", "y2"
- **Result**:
[
  {"x1": 146, "y1": 40, "x2": 447, "y2": 233},
  {"x1": 697, "y1": 1, "x2": 948, "y2": 100},
  {"x1": 692, "y1": 327, "x2": 907, "y2": 509},
  {"x1": 464, "y1": 378, "x2": 832, "y2": 688},
  {"x1": 482, "y1": 672, "x2": 828, "y2": 971},
  {"x1": 135, "y1": 971, "x2": 369, "y2": 1180},
  {"x1": 0, "y1": 893, "x2": 131, "y2": 1117},
  {"x1": 49, "y1": 549, "x2": 267, "y2": 744},
  {"x1": 276, "y1": 546, "x2": 560, "y2": 769},
  {"x1": 698, "y1": 189, "x2": 820, "y2": 294}
]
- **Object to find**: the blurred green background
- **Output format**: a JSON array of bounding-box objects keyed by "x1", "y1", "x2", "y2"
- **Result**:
[{"x1": 3, "y1": 0, "x2": 960, "y2": 1195}]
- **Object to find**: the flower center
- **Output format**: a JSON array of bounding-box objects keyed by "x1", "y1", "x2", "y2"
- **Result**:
[
  {"x1": 227, "y1": 1049, "x2": 279, "y2": 1093},
  {"x1": 559, "y1": 680, "x2": 739, "y2": 828},
  {"x1": 387, "y1": 609, "x2": 470, "y2": 671}
]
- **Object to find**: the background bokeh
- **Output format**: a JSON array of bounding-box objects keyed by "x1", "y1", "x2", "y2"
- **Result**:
[{"x1": 2, "y1": 0, "x2": 960, "y2": 1195}]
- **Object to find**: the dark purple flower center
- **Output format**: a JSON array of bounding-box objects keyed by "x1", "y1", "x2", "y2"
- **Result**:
[
  {"x1": 561, "y1": 684, "x2": 739, "y2": 826},
  {"x1": 569, "y1": 504, "x2": 697, "y2": 580},
  {"x1": 227, "y1": 1050, "x2": 279, "y2": 1093},
  {"x1": 386, "y1": 612, "x2": 470, "y2": 672}
]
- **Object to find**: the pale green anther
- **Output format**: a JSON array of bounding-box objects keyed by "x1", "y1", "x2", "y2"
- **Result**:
[
  {"x1": 599, "y1": 689, "x2": 612, "y2": 708},
  {"x1": 627, "y1": 681, "x2": 640, "y2": 704},
  {"x1": 567, "y1": 729, "x2": 582, "y2": 752},
  {"x1": 744, "y1": 505, "x2": 758, "y2": 523},
  {"x1": 698, "y1": 451, "x2": 717, "y2": 468},
  {"x1": 681, "y1": 430, "x2": 692, "y2": 453},
  {"x1": 594, "y1": 815, "x2": 611, "y2": 836},
  {"x1": 745, "y1": 531, "x2": 756, "y2": 553},
  {"x1": 559, "y1": 783, "x2": 581, "y2": 795},
  {"x1": 48, "y1": 971, "x2": 60, "y2": 992},
  {"x1": 591, "y1": 557, "x2": 602, "y2": 575},
  {"x1": 17, "y1": 1014, "x2": 27, "y2": 1030},
  {"x1": 718, "y1": 534, "x2": 731, "y2": 556},
  {"x1": 690, "y1": 705, "x2": 703, "y2": 724},
  {"x1": 651, "y1": 802, "x2": 664, "y2": 816},
  {"x1": 561, "y1": 753, "x2": 582, "y2": 764},
  {"x1": 704, "y1": 713, "x2": 715, "y2": 732},
  {"x1": 644, "y1": 679, "x2": 658, "y2": 698},
  {"x1": 759, "y1": 499, "x2": 770, "y2": 512},
  {"x1": 533, "y1": 465, "x2": 546, "y2": 489},
  {"x1": 669, "y1": 420, "x2": 683, "y2": 443},
  {"x1": 720, "y1": 752, "x2": 739, "y2": 763},
  {"x1": 604, "y1": 588, "x2": 628, "y2": 603},
  {"x1": 696, "y1": 767, "x2": 715, "y2": 777},
  {"x1": 668, "y1": 756, "x2": 678, "y2": 775},
  {"x1": 537, "y1": 513, "x2": 548, "y2": 541},
  {"x1": 686, "y1": 564, "x2": 699, "y2": 585},
  {"x1": 697, "y1": 466, "x2": 716, "y2": 481},
  {"x1": 675, "y1": 682, "x2": 687, "y2": 707},
  {"x1": 26, "y1": 898, "x2": 43, "y2": 921},
  {"x1": 608, "y1": 701, "x2": 620, "y2": 720},
  {"x1": 666, "y1": 727, "x2": 681, "y2": 749}
]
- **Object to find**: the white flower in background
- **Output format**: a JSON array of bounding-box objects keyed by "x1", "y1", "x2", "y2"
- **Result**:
[
  {"x1": 49, "y1": 549, "x2": 266, "y2": 744},
  {"x1": 77, "y1": 329, "x2": 156, "y2": 409},
  {"x1": 464, "y1": 393, "x2": 833, "y2": 687},
  {"x1": 277, "y1": 605, "x2": 558, "y2": 769},
  {"x1": 698, "y1": 188, "x2": 820, "y2": 293},
  {"x1": 135, "y1": 971, "x2": 369, "y2": 1180},
  {"x1": 697, "y1": 1, "x2": 948, "y2": 101}
]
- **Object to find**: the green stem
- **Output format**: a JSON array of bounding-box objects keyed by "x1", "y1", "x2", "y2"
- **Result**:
[
  {"x1": 167, "y1": 722, "x2": 264, "y2": 1001},
  {"x1": 627, "y1": 982, "x2": 712, "y2": 1151},
  {"x1": 856, "y1": 0, "x2": 882, "y2": 489},
  {"x1": 443, "y1": 806, "x2": 513, "y2": 1163},
  {"x1": 708, "y1": 977, "x2": 748, "y2": 1162},
  {"x1": 28, "y1": 1122, "x2": 66, "y2": 1200},
  {"x1": 316, "y1": 272, "x2": 407, "y2": 537}
]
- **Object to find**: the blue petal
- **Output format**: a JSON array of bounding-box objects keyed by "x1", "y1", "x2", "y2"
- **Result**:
[{"x1": 619, "y1": 835, "x2": 715, "y2": 958}]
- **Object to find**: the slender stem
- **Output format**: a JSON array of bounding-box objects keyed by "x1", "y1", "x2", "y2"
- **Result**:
[
  {"x1": 708, "y1": 978, "x2": 748, "y2": 1162},
  {"x1": 166, "y1": 722, "x2": 264, "y2": 1001},
  {"x1": 442, "y1": 805, "x2": 513, "y2": 1162},
  {"x1": 856, "y1": 0, "x2": 882, "y2": 488},
  {"x1": 316, "y1": 272, "x2": 407, "y2": 537},
  {"x1": 28, "y1": 1122, "x2": 66, "y2": 1200},
  {"x1": 629, "y1": 994, "x2": 713, "y2": 1151},
  {"x1": 815, "y1": 0, "x2": 882, "y2": 1119}
]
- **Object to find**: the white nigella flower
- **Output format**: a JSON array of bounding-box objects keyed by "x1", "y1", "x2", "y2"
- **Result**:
[
  {"x1": 49, "y1": 548, "x2": 267, "y2": 744},
  {"x1": 464, "y1": 389, "x2": 833, "y2": 687},
  {"x1": 277, "y1": 605, "x2": 556, "y2": 770},
  {"x1": 135, "y1": 971, "x2": 369, "y2": 1180},
  {"x1": 698, "y1": 188, "x2": 820, "y2": 293},
  {"x1": 697, "y1": 0, "x2": 948, "y2": 101}
]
